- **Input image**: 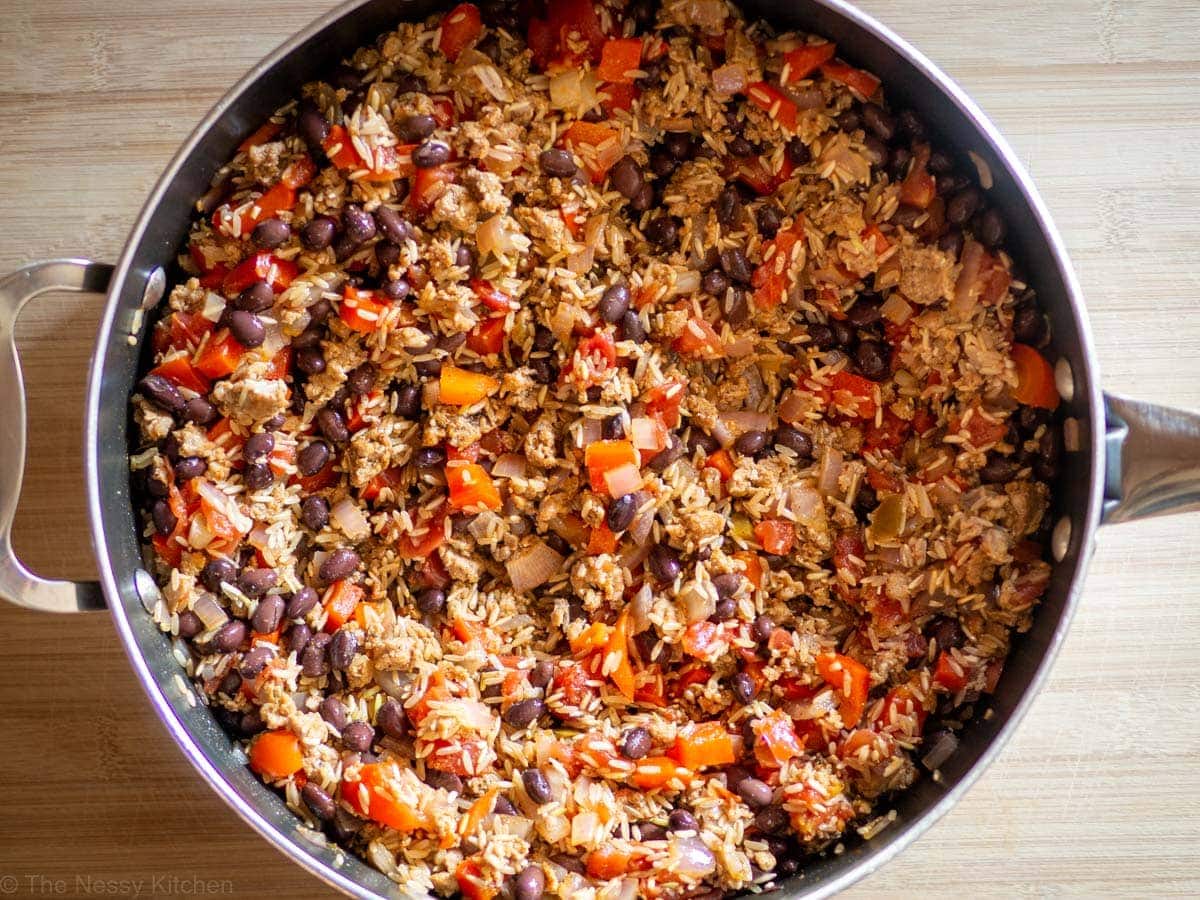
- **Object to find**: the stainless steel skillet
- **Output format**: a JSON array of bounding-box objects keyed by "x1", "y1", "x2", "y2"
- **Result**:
[{"x1": 2, "y1": 1, "x2": 1198, "y2": 896}]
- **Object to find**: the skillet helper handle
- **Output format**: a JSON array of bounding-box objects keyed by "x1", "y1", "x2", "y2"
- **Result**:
[
  {"x1": 1103, "y1": 393, "x2": 1200, "y2": 524},
  {"x1": 0, "y1": 259, "x2": 114, "y2": 612}
]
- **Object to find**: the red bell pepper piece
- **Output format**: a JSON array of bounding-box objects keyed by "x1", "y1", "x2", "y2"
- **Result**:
[
  {"x1": 408, "y1": 164, "x2": 457, "y2": 217},
  {"x1": 820, "y1": 60, "x2": 881, "y2": 99},
  {"x1": 438, "y1": 3, "x2": 482, "y2": 62},
  {"x1": 782, "y1": 42, "x2": 836, "y2": 83},
  {"x1": 193, "y1": 329, "x2": 245, "y2": 380},
  {"x1": 222, "y1": 252, "x2": 297, "y2": 297},
  {"x1": 746, "y1": 82, "x2": 799, "y2": 131},
  {"x1": 466, "y1": 316, "x2": 507, "y2": 356},
  {"x1": 1011, "y1": 344, "x2": 1059, "y2": 410},
  {"x1": 150, "y1": 353, "x2": 211, "y2": 395},
  {"x1": 598, "y1": 38, "x2": 644, "y2": 83}
]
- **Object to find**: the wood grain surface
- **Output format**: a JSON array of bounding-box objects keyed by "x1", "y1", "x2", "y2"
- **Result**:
[{"x1": 2, "y1": 2, "x2": 1198, "y2": 897}]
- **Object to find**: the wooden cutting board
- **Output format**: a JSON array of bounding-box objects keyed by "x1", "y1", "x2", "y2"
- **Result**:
[{"x1": 1, "y1": 1, "x2": 1197, "y2": 897}]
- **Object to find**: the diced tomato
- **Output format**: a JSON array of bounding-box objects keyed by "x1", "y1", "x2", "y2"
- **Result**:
[
  {"x1": 281, "y1": 154, "x2": 318, "y2": 189},
  {"x1": 704, "y1": 448, "x2": 735, "y2": 483},
  {"x1": 438, "y1": 3, "x2": 482, "y2": 62},
  {"x1": 681, "y1": 621, "x2": 721, "y2": 659},
  {"x1": 672, "y1": 316, "x2": 724, "y2": 357},
  {"x1": 783, "y1": 42, "x2": 836, "y2": 83},
  {"x1": 561, "y1": 121, "x2": 624, "y2": 184},
  {"x1": 322, "y1": 580, "x2": 364, "y2": 632},
  {"x1": 746, "y1": 82, "x2": 798, "y2": 131},
  {"x1": 526, "y1": 16, "x2": 558, "y2": 71},
  {"x1": 429, "y1": 95, "x2": 457, "y2": 129},
  {"x1": 397, "y1": 510, "x2": 448, "y2": 559},
  {"x1": 899, "y1": 143, "x2": 936, "y2": 210},
  {"x1": 552, "y1": 661, "x2": 598, "y2": 709},
  {"x1": 408, "y1": 164, "x2": 457, "y2": 217},
  {"x1": 466, "y1": 316, "x2": 507, "y2": 356},
  {"x1": 827, "y1": 371, "x2": 878, "y2": 419},
  {"x1": 954, "y1": 405, "x2": 1008, "y2": 448},
  {"x1": 598, "y1": 37, "x2": 643, "y2": 83},
  {"x1": 866, "y1": 467, "x2": 903, "y2": 494},
  {"x1": 199, "y1": 263, "x2": 230, "y2": 290},
  {"x1": 751, "y1": 220, "x2": 805, "y2": 309},
  {"x1": 238, "y1": 121, "x2": 282, "y2": 153},
  {"x1": 470, "y1": 279, "x2": 517, "y2": 312},
  {"x1": 587, "y1": 521, "x2": 618, "y2": 555},
  {"x1": 600, "y1": 80, "x2": 639, "y2": 114},
  {"x1": 816, "y1": 652, "x2": 871, "y2": 727},
  {"x1": 222, "y1": 252, "x2": 297, "y2": 297},
  {"x1": 874, "y1": 683, "x2": 928, "y2": 734},
  {"x1": 294, "y1": 458, "x2": 338, "y2": 493},
  {"x1": 754, "y1": 519, "x2": 796, "y2": 555},
  {"x1": 322, "y1": 124, "x2": 360, "y2": 170},
  {"x1": 157, "y1": 311, "x2": 215, "y2": 356},
  {"x1": 575, "y1": 329, "x2": 618, "y2": 384},
  {"x1": 642, "y1": 378, "x2": 687, "y2": 428},
  {"x1": 820, "y1": 60, "x2": 881, "y2": 99},
  {"x1": 912, "y1": 406, "x2": 936, "y2": 436},
  {"x1": 933, "y1": 650, "x2": 969, "y2": 692},
  {"x1": 526, "y1": 0, "x2": 606, "y2": 71},
  {"x1": 340, "y1": 285, "x2": 389, "y2": 333},
  {"x1": 193, "y1": 329, "x2": 245, "y2": 381},
  {"x1": 862, "y1": 222, "x2": 890, "y2": 255},
  {"x1": 669, "y1": 721, "x2": 736, "y2": 770},
  {"x1": 753, "y1": 709, "x2": 805, "y2": 767},
  {"x1": 559, "y1": 202, "x2": 586, "y2": 237},
  {"x1": 150, "y1": 353, "x2": 211, "y2": 395},
  {"x1": 361, "y1": 466, "x2": 403, "y2": 502},
  {"x1": 265, "y1": 345, "x2": 291, "y2": 381},
  {"x1": 1011, "y1": 343, "x2": 1059, "y2": 410},
  {"x1": 832, "y1": 530, "x2": 866, "y2": 584},
  {"x1": 728, "y1": 154, "x2": 795, "y2": 197},
  {"x1": 446, "y1": 462, "x2": 502, "y2": 511},
  {"x1": 863, "y1": 409, "x2": 911, "y2": 453},
  {"x1": 446, "y1": 441, "x2": 481, "y2": 464},
  {"x1": 440, "y1": 365, "x2": 499, "y2": 406}
]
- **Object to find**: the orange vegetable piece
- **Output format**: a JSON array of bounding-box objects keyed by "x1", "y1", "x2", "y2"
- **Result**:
[
  {"x1": 783, "y1": 41, "x2": 836, "y2": 83},
  {"x1": 340, "y1": 286, "x2": 389, "y2": 333},
  {"x1": 281, "y1": 154, "x2": 318, "y2": 189},
  {"x1": 238, "y1": 121, "x2": 282, "y2": 153},
  {"x1": 828, "y1": 371, "x2": 878, "y2": 419},
  {"x1": 322, "y1": 580, "x2": 364, "y2": 633},
  {"x1": 583, "y1": 439, "x2": 639, "y2": 493},
  {"x1": 629, "y1": 755, "x2": 688, "y2": 791},
  {"x1": 820, "y1": 60, "x2": 881, "y2": 99},
  {"x1": 222, "y1": 251, "x2": 297, "y2": 296},
  {"x1": 439, "y1": 365, "x2": 499, "y2": 405},
  {"x1": 642, "y1": 378, "x2": 687, "y2": 428},
  {"x1": 458, "y1": 787, "x2": 498, "y2": 837},
  {"x1": 681, "y1": 620, "x2": 721, "y2": 659},
  {"x1": 703, "y1": 448, "x2": 735, "y2": 483},
  {"x1": 150, "y1": 353, "x2": 211, "y2": 395},
  {"x1": 587, "y1": 521, "x2": 618, "y2": 556},
  {"x1": 455, "y1": 857, "x2": 497, "y2": 900},
  {"x1": 731, "y1": 551, "x2": 763, "y2": 592},
  {"x1": 751, "y1": 221, "x2": 806, "y2": 309},
  {"x1": 746, "y1": 81, "x2": 799, "y2": 131},
  {"x1": 466, "y1": 316, "x2": 507, "y2": 356},
  {"x1": 570, "y1": 622, "x2": 611, "y2": 656},
  {"x1": 193, "y1": 329, "x2": 245, "y2": 381},
  {"x1": 600, "y1": 80, "x2": 639, "y2": 114},
  {"x1": 343, "y1": 762, "x2": 428, "y2": 832},
  {"x1": 606, "y1": 608, "x2": 636, "y2": 700},
  {"x1": 933, "y1": 650, "x2": 970, "y2": 692},
  {"x1": 586, "y1": 845, "x2": 633, "y2": 880},
  {"x1": 673, "y1": 316, "x2": 724, "y2": 357},
  {"x1": 817, "y1": 652, "x2": 871, "y2": 727},
  {"x1": 561, "y1": 121, "x2": 624, "y2": 184},
  {"x1": 874, "y1": 683, "x2": 929, "y2": 734},
  {"x1": 446, "y1": 463, "x2": 502, "y2": 511},
  {"x1": 598, "y1": 37, "x2": 644, "y2": 83},
  {"x1": 322, "y1": 124, "x2": 361, "y2": 170},
  {"x1": 248, "y1": 729, "x2": 303, "y2": 780},
  {"x1": 752, "y1": 709, "x2": 805, "y2": 768},
  {"x1": 438, "y1": 3, "x2": 483, "y2": 62},
  {"x1": 669, "y1": 721, "x2": 736, "y2": 770},
  {"x1": 899, "y1": 144, "x2": 936, "y2": 210},
  {"x1": 754, "y1": 519, "x2": 796, "y2": 555},
  {"x1": 1011, "y1": 343, "x2": 1059, "y2": 410},
  {"x1": 408, "y1": 163, "x2": 457, "y2": 216}
]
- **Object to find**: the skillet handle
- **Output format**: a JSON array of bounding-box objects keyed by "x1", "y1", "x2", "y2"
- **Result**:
[
  {"x1": 1103, "y1": 392, "x2": 1200, "y2": 524},
  {"x1": 0, "y1": 259, "x2": 114, "y2": 612}
]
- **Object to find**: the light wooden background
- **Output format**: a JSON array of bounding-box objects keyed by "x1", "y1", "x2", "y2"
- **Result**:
[{"x1": 2, "y1": 1, "x2": 1198, "y2": 897}]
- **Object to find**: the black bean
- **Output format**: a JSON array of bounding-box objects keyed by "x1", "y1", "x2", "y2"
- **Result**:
[
  {"x1": 710, "y1": 573, "x2": 741, "y2": 602},
  {"x1": 862, "y1": 103, "x2": 896, "y2": 141},
  {"x1": 1012, "y1": 305, "x2": 1046, "y2": 345},
  {"x1": 734, "y1": 429, "x2": 768, "y2": 457},
  {"x1": 227, "y1": 310, "x2": 265, "y2": 348},
  {"x1": 138, "y1": 374, "x2": 185, "y2": 415},
  {"x1": 522, "y1": 768, "x2": 552, "y2": 804},
  {"x1": 888, "y1": 145, "x2": 912, "y2": 181},
  {"x1": 946, "y1": 188, "x2": 982, "y2": 227},
  {"x1": 315, "y1": 408, "x2": 348, "y2": 445},
  {"x1": 396, "y1": 113, "x2": 437, "y2": 143},
  {"x1": 301, "y1": 634, "x2": 330, "y2": 677},
  {"x1": 731, "y1": 671, "x2": 757, "y2": 704},
  {"x1": 369, "y1": 699, "x2": 405, "y2": 741},
  {"x1": 649, "y1": 544, "x2": 681, "y2": 583},
  {"x1": 927, "y1": 616, "x2": 965, "y2": 650},
  {"x1": 341, "y1": 205, "x2": 377, "y2": 246},
  {"x1": 599, "y1": 282, "x2": 631, "y2": 324},
  {"x1": 375, "y1": 241, "x2": 401, "y2": 270},
  {"x1": 245, "y1": 462, "x2": 274, "y2": 491},
  {"x1": 372, "y1": 207, "x2": 412, "y2": 250},
  {"x1": 302, "y1": 782, "x2": 336, "y2": 822},
  {"x1": 928, "y1": 150, "x2": 954, "y2": 174},
  {"x1": 630, "y1": 181, "x2": 655, "y2": 212},
  {"x1": 513, "y1": 864, "x2": 545, "y2": 900},
  {"x1": 235, "y1": 281, "x2": 276, "y2": 314},
  {"x1": 938, "y1": 229, "x2": 964, "y2": 259},
  {"x1": 702, "y1": 268, "x2": 730, "y2": 297},
  {"x1": 668, "y1": 808, "x2": 699, "y2": 832},
  {"x1": 808, "y1": 322, "x2": 836, "y2": 351},
  {"x1": 728, "y1": 135, "x2": 754, "y2": 158},
  {"x1": 756, "y1": 202, "x2": 783, "y2": 238},
  {"x1": 606, "y1": 494, "x2": 637, "y2": 533},
  {"x1": 303, "y1": 217, "x2": 337, "y2": 253},
  {"x1": 239, "y1": 645, "x2": 273, "y2": 679},
  {"x1": 180, "y1": 397, "x2": 218, "y2": 427},
  {"x1": 620, "y1": 309, "x2": 647, "y2": 343},
  {"x1": 249, "y1": 594, "x2": 284, "y2": 635},
  {"x1": 665, "y1": 131, "x2": 693, "y2": 160},
  {"x1": 601, "y1": 415, "x2": 625, "y2": 441},
  {"x1": 862, "y1": 134, "x2": 889, "y2": 170},
  {"x1": 293, "y1": 346, "x2": 326, "y2": 377},
  {"x1": 151, "y1": 499, "x2": 177, "y2": 537},
  {"x1": 1017, "y1": 405, "x2": 1050, "y2": 436},
  {"x1": 175, "y1": 456, "x2": 207, "y2": 481},
  {"x1": 855, "y1": 340, "x2": 890, "y2": 381},
  {"x1": 785, "y1": 136, "x2": 811, "y2": 166},
  {"x1": 720, "y1": 247, "x2": 753, "y2": 285},
  {"x1": 286, "y1": 622, "x2": 313, "y2": 654},
  {"x1": 606, "y1": 155, "x2": 642, "y2": 201},
  {"x1": 527, "y1": 660, "x2": 555, "y2": 691},
  {"x1": 240, "y1": 432, "x2": 272, "y2": 465},
  {"x1": 329, "y1": 628, "x2": 358, "y2": 671},
  {"x1": 217, "y1": 670, "x2": 242, "y2": 697},
  {"x1": 178, "y1": 609, "x2": 203, "y2": 639},
  {"x1": 298, "y1": 104, "x2": 330, "y2": 149},
  {"x1": 411, "y1": 445, "x2": 445, "y2": 469},
  {"x1": 716, "y1": 185, "x2": 742, "y2": 228},
  {"x1": 637, "y1": 821, "x2": 667, "y2": 842},
  {"x1": 620, "y1": 726, "x2": 652, "y2": 760},
  {"x1": 897, "y1": 108, "x2": 926, "y2": 140},
  {"x1": 341, "y1": 721, "x2": 375, "y2": 751},
  {"x1": 425, "y1": 769, "x2": 463, "y2": 794},
  {"x1": 752, "y1": 615, "x2": 775, "y2": 643},
  {"x1": 773, "y1": 426, "x2": 814, "y2": 459},
  {"x1": 736, "y1": 777, "x2": 773, "y2": 809},
  {"x1": 286, "y1": 587, "x2": 320, "y2": 621},
  {"x1": 649, "y1": 149, "x2": 677, "y2": 179},
  {"x1": 647, "y1": 433, "x2": 684, "y2": 473},
  {"x1": 413, "y1": 140, "x2": 451, "y2": 168},
  {"x1": 837, "y1": 106, "x2": 863, "y2": 132},
  {"x1": 238, "y1": 568, "x2": 277, "y2": 599},
  {"x1": 539, "y1": 147, "x2": 578, "y2": 178},
  {"x1": 297, "y1": 441, "x2": 330, "y2": 477},
  {"x1": 854, "y1": 483, "x2": 879, "y2": 519},
  {"x1": 455, "y1": 244, "x2": 476, "y2": 276},
  {"x1": 251, "y1": 217, "x2": 290, "y2": 250},
  {"x1": 415, "y1": 587, "x2": 446, "y2": 615},
  {"x1": 753, "y1": 805, "x2": 788, "y2": 834},
  {"x1": 979, "y1": 452, "x2": 1020, "y2": 484},
  {"x1": 977, "y1": 208, "x2": 1007, "y2": 248},
  {"x1": 846, "y1": 296, "x2": 882, "y2": 328},
  {"x1": 712, "y1": 597, "x2": 737, "y2": 622},
  {"x1": 319, "y1": 548, "x2": 360, "y2": 584},
  {"x1": 395, "y1": 383, "x2": 422, "y2": 419},
  {"x1": 687, "y1": 428, "x2": 720, "y2": 456},
  {"x1": 504, "y1": 698, "x2": 546, "y2": 729},
  {"x1": 213, "y1": 619, "x2": 247, "y2": 653},
  {"x1": 200, "y1": 558, "x2": 237, "y2": 593}
]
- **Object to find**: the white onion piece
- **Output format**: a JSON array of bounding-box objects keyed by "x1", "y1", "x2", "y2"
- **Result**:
[
  {"x1": 630, "y1": 417, "x2": 665, "y2": 452},
  {"x1": 881, "y1": 293, "x2": 913, "y2": 324},
  {"x1": 569, "y1": 213, "x2": 606, "y2": 274},
  {"x1": 671, "y1": 268, "x2": 701, "y2": 295},
  {"x1": 711, "y1": 63, "x2": 748, "y2": 96},
  {"x1": 456, "y1": 698, "x2": 496, "y2": 732},
  {"x1": 476, "y1": 213, "x2": 507, "y2": 256},
  {"x1": 788, "y1": 484, "x2": 824, "y2": 527},
  {"x1": 618, "y1": 540, "x2": 651, "y2": 573},
  {"x1": 816, "y1": 447, "x2": 844, "y2": 495},
  {"x1": 686, "y1": 0, "x2": 727, "y2": 31},
  {"x1": 246, "y1": 522, "x2": 271, "y2": 551},
  {"x1": 628, "y1": 492, "x2": 655, "y2": 546},
  {"x1": 187, "y1": 516, "x2": 213, "y2": 550},
  {"x1": 604, "y1": 463, "x2": 643, "y2": 498},
  {"x1": 201, "y1": 291, "x2": 226, "y2": 322},
  {"x1": 680, "y1": 580, "x2": 717, "y2": 623},
  {"x1": 192, "y1": 592, "x2": 228, "y2": 630},
  {"x1": 876, "y1": 545, "x2": 905, "y2": 568},
  {"x1": 549, "y1": 302, "x2": 579, "y2": 344},
  {"x1": 709, "y1": 417, "x2": 735, "y2": 449},
  {"x1": 549, "y1": 68, "x2": 598, "y2": 113},
  {"x1": 331, "y1": 498, "x2": 371, "y2": 541},
  {"x1": 374, "y1": 669, "x2": 412, "y2": 701},
  {"x1": 491, "y1": 453, "x2": 527, "y2": 479},
  {"x1": 778, "y1": 389, "x2": 809, "y2": 424},
  {"x1": 578, "y1": 417, "x2": 603, "y2": 447},
  {"x1": 628, "y1": 583, "x2": 653, "y2": 635},
  {"x1": 787, "y1": 86, "x2": 826, "y2": 109},
  {"x1": 723, "y1": 335, "x2": 755, "y2": 357},
  {"x1": 506, "y1": 540, "x2": 564, "y2": 594},
  {"x1": 668, "y1": 835, "x2": 717, "y2": 878},
  {"x1": 494, "y1": 814, "x2": 534, "y2": 840},
  {"x1": 952, "y1": 240, "x2": 985, "y2": 316},
  {"x1": 720, "y1": 409, "x2": 771, "y2": 433},
  {"x1": 613, "y1": 878, "x2": 639, "y2": 900},
  {"x1": 261, "y1": 318, "x2": 287, "y2": 357},
  {"x1": 921, "y1": 729, "x2": 959, "y2": 770}
]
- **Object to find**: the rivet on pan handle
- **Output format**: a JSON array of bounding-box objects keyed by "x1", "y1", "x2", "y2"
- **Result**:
[
  {"x1": 0, "y1": 259, "x2": 114, "y2": 612},
  {"x1": 1103, "y1": 393, "x2": 1200, "y2": 524}
]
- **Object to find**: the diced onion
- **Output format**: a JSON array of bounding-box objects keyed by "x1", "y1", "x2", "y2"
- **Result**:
[
  {"x1": 921, "y1": 729, "x2": 959, "y2": 771},
  {"x1": 331, "y1": 498, "x2": 371, "y2": 541},
  {"x1": 881, "y1": 294, "x2": 913, "y2": 325},
  {"x1": 494, "y1": 814, "x2": 534, "y2": 840},
  {"x1": 201, "y1": 291, "x2": 226, "y2": 322},
  {"x1": 374, "y1": 669, "x2": 412, "y2": 701},
  {"x1": 618, "y1": 540, "x2": 651, "y2": 572},
  {"x1": 507, "y1": 540, "x2": 564, "y2": 594},
  {"x1": 604, "y1": 463, "x2": 643, "y2": 497},
  {"x1": 668, "y1": 835, "x2": 717, "y2": 878},
  {"x1": 549, "y1": 69, "x2": 598, "y2": 113},
  {"x1": 712, "y1": 63, "x2": 748, "y2": 96},
  {"x1": 778, "y1": 389, "x2": 810, "y2": 425},
  {"x1": 816, "y1": 447, "x2": 844, "y2": 495},
  {"x1": 952, "y1": 240, "x2": 985, "y2": 316},
  {"x1": 723, "y1": 335, "x2": 755, "y2": 357},
  {"x1": 579, "y1": 417, "x2": 603, "y2": 447},
  {"x1": 628, "y1": 492, "x2": 655, "y2": 546},
  {"x1": 630, "y1": 417, "x2": 666, "y2": 452},
  {"x1": 680, "y1": 579, "x2": 718, "y2": 623},
  {"x1": 788, "y1": 484, "x2": 824, "y2": 527},
  {"x1": 671, "y1": 268, "x2": 702, "y2": 295},
  {"x1": 568, "y1": 213, "x2": 606, "y2": 274},
  {"x1": 192, "y1": 593, "x2": 228, "y2": 630},
  {"x1": 720, "y1": 409, "x2": 771, "y2": 434},
  {"x1": 709, "y1": 417, "x2": 735, "y2": 449},
  {"x1": 492, "y1": 453, "x2": 528, "y2": 479},
  {"x1": 686, "y1": 0, "x2": 727, "y2": 31},
  {"x1": 456, "y1": 699, "x2": 496, "y2": 732},
  {"x1": 476, "y1": 213, "x2": 508, "y2": 256},
  {"x1": 628, "y1": 583, "x2": 653, "y2": 634},
  {"x1": 787, "y1": 86, "x2": 825, "y2": 109}
]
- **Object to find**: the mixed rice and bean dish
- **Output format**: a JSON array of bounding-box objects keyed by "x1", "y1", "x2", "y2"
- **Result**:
[{"x1": 132, "y1": 1, "x2": 1064, "y2": 896}]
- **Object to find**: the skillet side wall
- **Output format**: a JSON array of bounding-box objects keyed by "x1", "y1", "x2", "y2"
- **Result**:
[{"x1": 88, "y1": 1, "x2": 1104, "y2": 897}]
